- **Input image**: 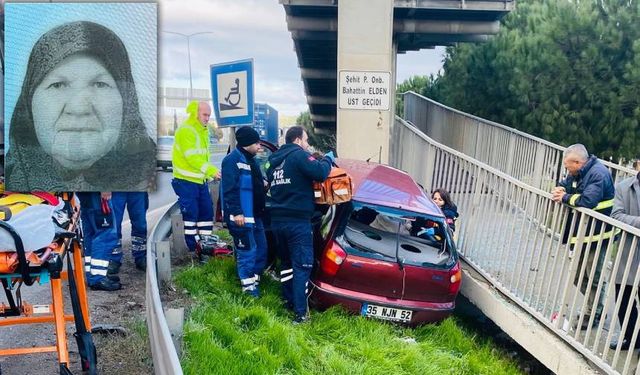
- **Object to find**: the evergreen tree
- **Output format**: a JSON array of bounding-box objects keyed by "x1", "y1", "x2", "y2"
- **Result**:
[{"x1": 406, "y1": 0, "x2": 640, "y2": 159}]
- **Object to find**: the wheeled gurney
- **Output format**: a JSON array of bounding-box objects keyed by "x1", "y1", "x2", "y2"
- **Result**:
[{"x1": 0, "y1": 192, "x2": 97, "y2": 375}]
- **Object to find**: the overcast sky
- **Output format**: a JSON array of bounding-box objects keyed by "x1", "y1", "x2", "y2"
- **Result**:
[{"x1": 159, "y1": 0, "x2": 445, "y2": 116}]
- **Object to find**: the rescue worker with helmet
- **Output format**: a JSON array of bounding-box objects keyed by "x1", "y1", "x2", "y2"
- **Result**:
[
  {"x1": 266, "y1": 126, "x2": 332, "y2": 323},
  {"x1": 171, "y1": 101, "x2": 220, "y2": 256},
  {"x1": 220, "y1": 126, "x2": 268, "y2": 297}
]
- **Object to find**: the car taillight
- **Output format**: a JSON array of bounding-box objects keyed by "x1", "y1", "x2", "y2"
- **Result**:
[
  {"x1": 449, "y1": 262, "x2": 462, "y2": 295},
  {"x1": 320, "y1": 240, "x2": 347, "y2": 277}
]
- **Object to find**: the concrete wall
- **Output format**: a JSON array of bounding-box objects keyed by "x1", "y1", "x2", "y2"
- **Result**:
[{"x1": 336, "y1": 0, "x2": 395, "y2": 163}]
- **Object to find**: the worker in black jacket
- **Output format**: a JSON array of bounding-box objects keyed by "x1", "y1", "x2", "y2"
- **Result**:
[
  {"x1": 220, "y1": 126, "x2": 267, "y2": 297},
  {"x1": 551, "y1": 143, "x2": 615, "y2": 330},
  {"x1": 266, "y1": 126, "x2": 332, "y2": 323}
]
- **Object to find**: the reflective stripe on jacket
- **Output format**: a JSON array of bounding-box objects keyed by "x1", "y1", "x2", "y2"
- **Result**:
[
  {"x1": 172, "y1": 100, "x2": 218, "y2": 183},
  {"x1": 566, "y1": 196, "x2": 619, "y2": 245},
  {"x1": 558, "y1": 155, "x2": 615, "y2": 245}
]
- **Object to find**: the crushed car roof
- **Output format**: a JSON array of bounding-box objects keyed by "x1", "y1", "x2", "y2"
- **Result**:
[{"x1": 337, "y1": 159, "x2": 443, "y2": 217}]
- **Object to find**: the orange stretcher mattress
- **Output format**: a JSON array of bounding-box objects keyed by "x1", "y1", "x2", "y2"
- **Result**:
[{"x1": 0, "y1": 243, "x2": 59, "y2": 274}]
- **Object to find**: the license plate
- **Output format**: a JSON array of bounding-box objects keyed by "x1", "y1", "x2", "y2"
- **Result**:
[{"x1": 361, "y1": 303, "x2": 412, "y2": 323}]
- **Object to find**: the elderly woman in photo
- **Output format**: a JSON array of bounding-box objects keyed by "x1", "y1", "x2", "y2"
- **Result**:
[{"x1": 6, "y1": 21, "x2": 155, "y2": 192}]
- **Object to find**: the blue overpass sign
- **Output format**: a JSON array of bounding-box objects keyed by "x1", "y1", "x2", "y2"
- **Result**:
[{"x1": 210, "y1": 58, "x2": 254, "y2": 127}]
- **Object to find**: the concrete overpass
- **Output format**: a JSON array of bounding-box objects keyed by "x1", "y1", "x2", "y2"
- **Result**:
[{"x1": 281, "y1": 0, "x2": 514, "y2": 160}]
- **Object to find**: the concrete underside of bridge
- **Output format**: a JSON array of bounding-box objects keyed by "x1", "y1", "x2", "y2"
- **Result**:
[
  {"x1": 281, "y1": 0, "x2": 514, "y2": 161},
  {"x1": 460, "y1": 260, "x2": 599, "y2": 375}
]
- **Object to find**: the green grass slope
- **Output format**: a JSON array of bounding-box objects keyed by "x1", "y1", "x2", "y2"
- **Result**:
[{"x1": 175, "y1": 257, "x2": 522, "y2": 375}]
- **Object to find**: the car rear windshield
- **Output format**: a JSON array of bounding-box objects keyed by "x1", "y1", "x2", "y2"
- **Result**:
[{"x1": 334, "y1": 202, "x2": 456, "y2": 269}]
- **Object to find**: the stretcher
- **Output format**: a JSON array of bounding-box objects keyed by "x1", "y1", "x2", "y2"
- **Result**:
[{"x1": 0, "y1": 192, "x2": 97, "y2": 375}]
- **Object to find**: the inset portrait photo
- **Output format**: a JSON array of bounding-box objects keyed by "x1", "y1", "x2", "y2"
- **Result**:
[{"x1": 5, "y1": 2, "x2": 157, "y2": 192}]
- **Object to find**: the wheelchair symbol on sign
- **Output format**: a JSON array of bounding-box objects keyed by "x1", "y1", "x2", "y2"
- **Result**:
[{"x1": 220, "y1": 78, "x2": 242, "y2": 110}]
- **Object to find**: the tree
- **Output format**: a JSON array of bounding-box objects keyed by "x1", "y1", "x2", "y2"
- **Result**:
[
  {"x1": 395, "y1": 75, "x2": 439, "y2": 116},
  {"x1": 419, "y1": 0, "x2": 640, "y2": 159},
  {"x1": 295, "y1": 111, "x2": 336, "y2": 153}
]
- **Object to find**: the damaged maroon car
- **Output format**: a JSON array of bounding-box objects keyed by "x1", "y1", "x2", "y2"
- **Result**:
[{"x1": 309, "y1": 159, "x2": 461, "y2": 325}]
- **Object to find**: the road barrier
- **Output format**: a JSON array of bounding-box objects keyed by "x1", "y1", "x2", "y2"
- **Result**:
[{"x1": 145, "y1": 203, "x2": 182, "y2": 375}]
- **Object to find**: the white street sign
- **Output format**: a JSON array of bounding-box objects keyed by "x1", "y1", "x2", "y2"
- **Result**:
[{"x1": 339, "y1": 70, "x2": 390, "y2": 111}]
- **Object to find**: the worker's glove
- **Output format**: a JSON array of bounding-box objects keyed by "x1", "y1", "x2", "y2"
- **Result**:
[
  {"x1": 417, "y1": 227, "x2": 435, "y2": 237},
  {"x1": 325, "y1": 151, "x2": 336, "y2": 164}
]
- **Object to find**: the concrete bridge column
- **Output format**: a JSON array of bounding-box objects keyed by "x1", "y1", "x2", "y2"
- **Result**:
[{"x1": 337, "y1": 0, "x2": 395, "y2": 163}]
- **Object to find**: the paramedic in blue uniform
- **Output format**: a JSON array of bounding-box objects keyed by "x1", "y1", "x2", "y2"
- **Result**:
[
  {"x1": 266, "y1": 126, "x2": 332, "y2": 323},
  {"x1": 109, "y1": 191, "x2": 149, "y2": 273},
  {"x1": 77, "y1": 192, "x2": 121, "y2": 291},
  {"x1": 221, "y1": 127, "x2": 268, "y2": 297}
]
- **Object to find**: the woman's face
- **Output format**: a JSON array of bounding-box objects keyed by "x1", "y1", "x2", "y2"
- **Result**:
[
  {"x1": 31, "y1": 54, "x2": 123, "y2": 170},
  {"x1": 432, "y1": 192, "x2": 445, "y2": 207}
]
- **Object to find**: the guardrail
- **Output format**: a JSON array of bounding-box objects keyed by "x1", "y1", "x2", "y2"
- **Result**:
[
  {"x1": 391, "y1": 116, "x2": 640, "y2": 374},
  {"x1": 402, "y1": 92, "x2": 636, "y2": 190},
  {"x1": 145, "y1": 203, "x2": 182, "y2": 375}
]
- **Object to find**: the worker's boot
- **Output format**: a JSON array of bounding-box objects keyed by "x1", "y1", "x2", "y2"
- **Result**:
[
  {"x1": 107, "y1": 260, "x2": 121, "y2": 276},
  {"x1": 90, "y1": 277, "x2": 121, "y2": 291},
  {"x1": 132, "y1": 239, "x2": 147, "y2": 271},
  {"x1": 191, "y1": 251, "x2": 207, "y2": 265},
  {"x1": 134, "y1": 257, "x2": 147, "y2": 272},
  {"x1": 104, "y1": 260, "x2": 121, "y2": 283}
]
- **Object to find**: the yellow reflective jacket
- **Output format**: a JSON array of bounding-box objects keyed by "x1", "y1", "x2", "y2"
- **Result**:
[{"x1": 172, "y1": 101, "x2": 219, "y2": 183}]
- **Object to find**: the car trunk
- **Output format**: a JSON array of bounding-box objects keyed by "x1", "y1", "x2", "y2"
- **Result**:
[
  {"x1": 332, "y1": 248, "x2": 404, "y2": 299},
  {"x1": 328, "y1": 202, "x2": 457, "y2": 301},
  {"x1": 395, "y1": 230, "x2": 456, "y2": 302},
  {"x1": 401, "y1": 265, "x2": 453, "y2": 302}
]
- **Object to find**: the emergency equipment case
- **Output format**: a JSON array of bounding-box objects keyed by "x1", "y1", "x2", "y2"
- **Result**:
[{"x1": 313, "y1": 167, "x2": 353, "y2": 205}]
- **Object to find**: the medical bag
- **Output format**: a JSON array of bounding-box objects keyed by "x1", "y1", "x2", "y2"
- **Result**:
[
  {"x1": 313, "y1": 167, "x2": 353, "y2": 205},
  {"x1": 196, "y1": 235, "x2": 233, "y2": 257}
]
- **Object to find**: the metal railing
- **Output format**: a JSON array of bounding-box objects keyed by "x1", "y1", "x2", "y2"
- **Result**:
[
  {"x1": 391, "y1": 116, "x2": 640, "y2": 374},
  {"x1": 402, "y1": 92, "x2": 636, "y2": 191},
  {"x1": 146, "y1": 203, "x2": 182, "y2": 375}
]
